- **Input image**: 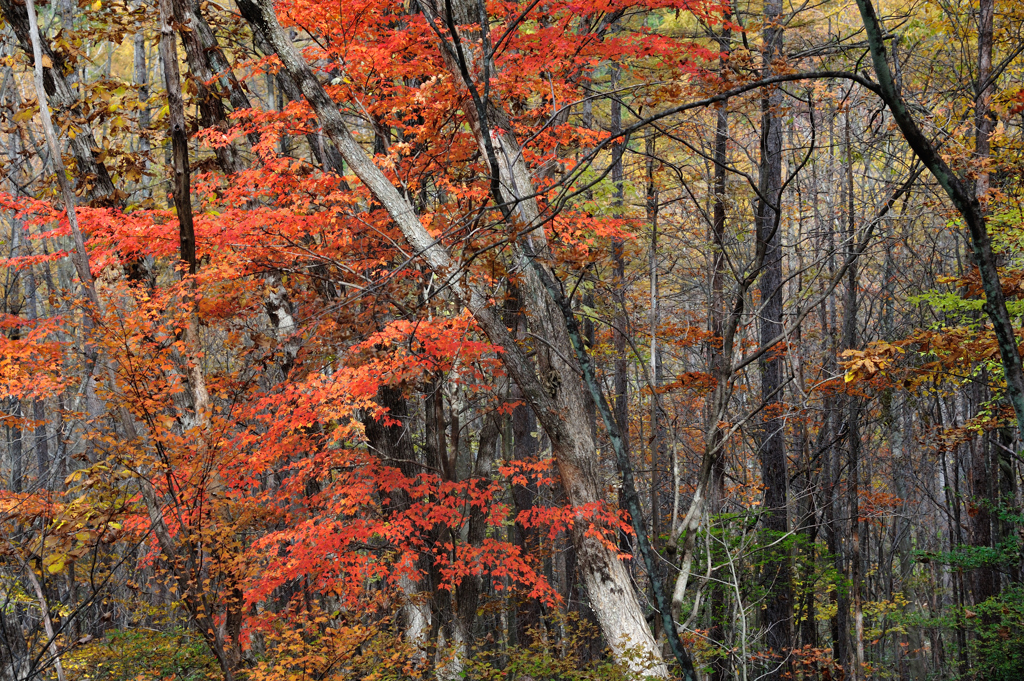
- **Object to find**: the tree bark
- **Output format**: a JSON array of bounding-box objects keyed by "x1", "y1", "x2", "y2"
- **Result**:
[
  {"x1": 364, "y1": 386, "x2": 431, "y2": 656},
  {"x1": 159, "y1": 0, "x2": 197, "y2": 274},
  {"x1": 707, "y1": 16, "x2": 731, "y2": 679},
  {"x1": 609, "y1": 68, "x2": 632, "y2": 559},
  {"x1": 892, "y1": 397, "x2": 927, "y2": 681},
  {"x1": 970, "y1": 0, "x2": 999, "y2": 608},
  {"x1": 454, "y1": 415, "x2": 501, "y2": 647},
  {"x1": 511, "y1": 383, "x2": 542, "y2": 645},
  {"x1": 843, "y1": 112, "x2": 865, "y2": 681},
  {"x1": 756, "y1": 0, "x2": 792, "y2": 675},
  {"x1": 645, "y1": 128, "x2": 668, "y2": 564}
]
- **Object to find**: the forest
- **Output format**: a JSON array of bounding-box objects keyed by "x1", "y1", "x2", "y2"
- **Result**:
[{"x1": 0, "y1": 0, "x2": 1021, "y2": 678}]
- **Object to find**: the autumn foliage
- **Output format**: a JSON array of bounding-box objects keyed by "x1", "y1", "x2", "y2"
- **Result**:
[{"x1": 1, "y1": 0, "x2": 1024, "y2": 678}]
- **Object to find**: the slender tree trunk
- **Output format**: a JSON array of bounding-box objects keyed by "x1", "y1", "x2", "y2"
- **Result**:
[
  {"x1": 20, "y1": 556, "x2": 66, "y2": 681},
  {"x1": 996, "y1": 428, "x2": 1018, "y2": 584},
  {"x1": 970, "y1": 0, "x2": 999, "y2": 609},
  {"x1": 842, "y1": 112, "x2": 866, "y2": 681},
  {"x1": 454, "y1": 415, "x2": 501, "y2": 647},
  {"x1": 892, "y1": 397, "x2": 927, "y2": 681},
  {"x1": 708, "y1": 26, "x2": 731, "y2": 676},
  {"x1": 7, "y1": 398, "x2": 23, "y2": 493},
  {"x1": 158, "y1": 3, "x2": 241, "y2": 675},
  {"x1": 511, "y1": 384, "x2": 542, "y2": 645},
  {"x1": 24, "y1": 262, "x2": 48, "y2": 487},
  {"x1": 158, "y1": 0, "x2": 196, "y2": 274},
  {"x1": 974, "y1": 0, "x2": 995, "y2": 207},
  {"x1": 5, "y1": 134, "x2": 32, "y2": 492},
  {"x1": 756, "y1": 0, "x2": 792, "y2": 674},
  {"x1": 820, "y1": 100, "x2": 850, "y2": 674},
  {"x1": 647, "y1": 129, "x2": 666, "y2": 557},
  {"x1": 795, "y1": 455, "x2": 818, "y2": 652},
  {"x1": 132, "y1": 15, "x2": 155, "y2": 230},
  {"x1": 422, "y1": 374, "x2": 463, "y2": 677},
  {"x1": 609, "y1": 67, "x2": 632, "y2": 560}
]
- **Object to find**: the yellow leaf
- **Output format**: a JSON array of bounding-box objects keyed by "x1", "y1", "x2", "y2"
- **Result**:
[
  {"x1": 45, "y1": 555, "x2": 66, "y2": 574},
  {"x1": 845, "y1": 371, "x2": 855, "y2": 383}
]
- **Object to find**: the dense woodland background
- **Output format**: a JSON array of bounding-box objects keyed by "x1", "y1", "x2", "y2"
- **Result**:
[{"x1": 0, "y1": 0, "x2": 1022, "y2": 678}]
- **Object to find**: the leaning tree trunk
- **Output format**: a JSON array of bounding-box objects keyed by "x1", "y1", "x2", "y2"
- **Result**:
[{"x1": 239, "y1": 1, "x2": 675, "y2": 675}]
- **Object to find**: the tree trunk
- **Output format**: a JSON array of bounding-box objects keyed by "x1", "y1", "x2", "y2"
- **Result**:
[
  {"x1": 24, "y1": 263, "x2": 48, "y2": 488},
  {"x1": 756, "y1": 0, "x2": 792, "y2": 674},
  {"x1": 454, "y1": 416, "x2": 501, "y2": 647},
  {"x1": 158, "y1": 0, "x2": 197, "y2": 274},
  {"x1": 708, "y1": 25, "x2": 731, "y2": 675},
  {"x1": 970, "y1": 0, "x2": 999, "y2": 609},
  {"x1": 647, "y1": 129, "x2": 665, "y2": 554},
  {"x1": 892, "y1": 397, "x2": 927, "y2": 681},
  {"x1": 842, "y1": 111, "x2": 866, "y2": 681},
  {"x1": 996, "y1": 428, "x2": 1018, "y2": 584},
  {"x1": 364, "y1": 385, "x2": 431, "y2": 657},
  {"x1": 610, "y1": 67, "x2": 632, "y2": 560},
  {"x1": 511, "y1": 383, "x2": 542, "y2": 646}
]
